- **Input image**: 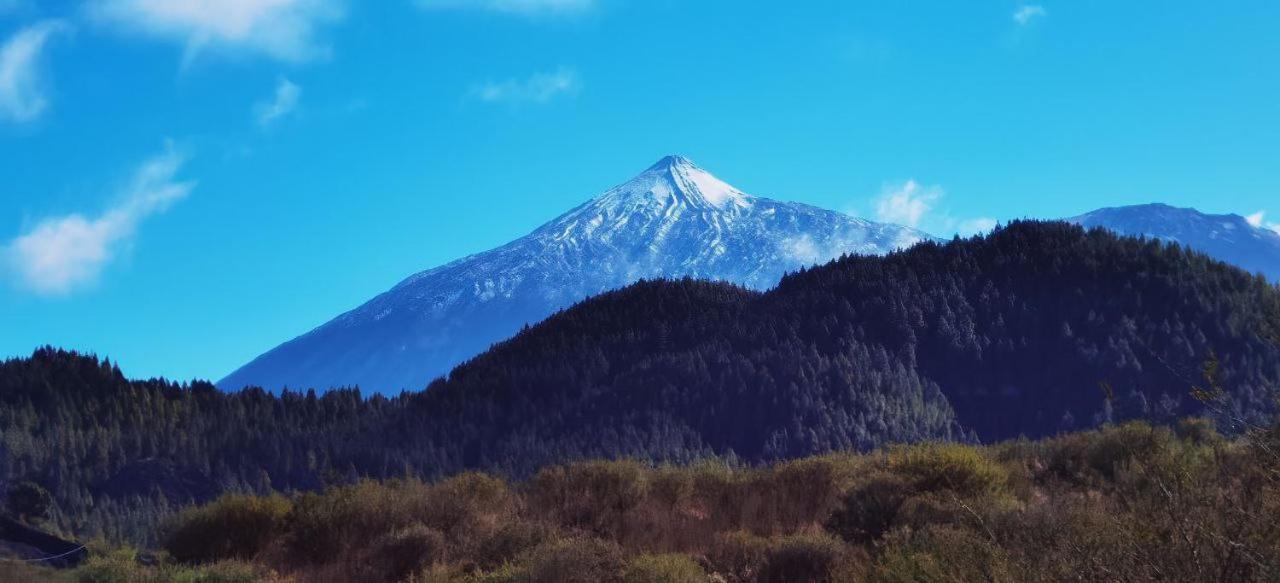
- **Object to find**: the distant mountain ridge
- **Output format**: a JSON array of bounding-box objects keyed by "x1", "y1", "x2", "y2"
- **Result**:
[
  {"x1": 1070, "y1": 203, "x2": 1280, "y2": 281},
  {"x1": 220, "y1": 156, "x2": 935, "y2": 393}
]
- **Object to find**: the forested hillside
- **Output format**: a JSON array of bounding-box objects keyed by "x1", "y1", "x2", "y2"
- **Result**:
[{"x1": 2, "y1": 221, "x2": 1278, "y2": 545}]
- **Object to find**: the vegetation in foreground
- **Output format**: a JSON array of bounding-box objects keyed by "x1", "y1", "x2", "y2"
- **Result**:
[{"x1": 9, "y1": 418, "x2": 1278, "y2": 582}]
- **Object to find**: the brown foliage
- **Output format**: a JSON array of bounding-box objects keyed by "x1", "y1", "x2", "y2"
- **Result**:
[{"x1": 149, "y1": 420, "x2": 1280, "y2": 582}]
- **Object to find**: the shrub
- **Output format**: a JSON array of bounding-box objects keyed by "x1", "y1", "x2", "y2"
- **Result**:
[
  {"x1": 369, "y1": 524, "x2": 446, "y2": 582},
  {"x1": 1174, "y1": 417, "x2": 1221, "y2": 446},
  {"x1": 1041, "y1": 421, "x2": 1180, "y2": 483},
  {"x1": 285, "y1": 479, "x2": 426, "y2": 564},
  {"x1": 529, "y1": 460, "x2": 648, "y2": 537},
  {"x1": 685, "y1": 461, "x2": 746, "y2": 531},
  {"x1": 164, "y1": 494, "x2": 291, "y2": 564},
  {"x1": 514, "y1": 537, "x2": 624, "y2": 583},
  {"x1": 706, "y1": 531, "x2": 769, "y2": 583},
  {"x1": 0, "y1": 563, "x2": 73, "y2": 583},
  {"x1": 621, "y1": 554, "x2": 706, "y2": 583},
  {"x1": 872, "y1": 526, "x2": 1009, "y2": 583},
  {"x1": 472, "y1": 520, "x2": 557, "y2": 570},
  {"x1": 765, "y1": 455, "x2": 860, "y2": 531},
  {"x1": 76, "y1": 552, "x2": 268, "y2": 583},
  {"x1": 648, "y1": 466, "x2": 694, "y2": 513},
  {"x1": 888, "y1": 443, "x2": 1007, "y2": 497},
  {"x1": 6, "y1": 481, "x2": 53, "y2": 522},
  {"x1": 420, "y1": 472, "x2": 518, "y2": 544},
  {"x1": 757, "y1": 534, "x2": 850, "y2": 583},
  {"x1": 825, "y1": 471, "x2": 910, "y2": 543}
]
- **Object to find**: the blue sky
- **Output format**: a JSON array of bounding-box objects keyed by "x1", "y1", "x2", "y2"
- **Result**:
[{"x1": 1, "y1": 0, "x2": 1278, "y2": 382}]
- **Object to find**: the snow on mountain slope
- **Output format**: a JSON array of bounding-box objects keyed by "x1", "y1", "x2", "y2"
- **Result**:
[
  {"x1": 219, "y1": 156, "x2": 936, "y2": 393},
  {"x1": 1070, "y1": 203, "x2": 1280, "y2": 281}
]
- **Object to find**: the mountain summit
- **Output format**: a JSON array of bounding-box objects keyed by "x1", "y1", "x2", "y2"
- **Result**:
[{"x1": 219, "y1": 156, "x2": 935, "y2": 393}]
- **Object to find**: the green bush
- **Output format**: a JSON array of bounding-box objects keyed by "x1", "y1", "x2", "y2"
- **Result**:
[
  {"x1": 164, "y1": 494, "x2": 291, "y2": 564},
  {"x1": 621, "y1": 553, "x2": 706, "y2": 583},
  {"x1": 888, "y1": 443, "x2": 1007, "y2": 497}
]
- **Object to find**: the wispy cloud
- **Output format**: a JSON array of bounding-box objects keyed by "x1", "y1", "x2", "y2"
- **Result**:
[
  {"x1": 1013, "y1": 5, "x2": 1046, "y2": 26},
  {"x1": 873, "y1": 180, "x2": 997, "y2": 237},
  {"x1": 255, "y1": 77, "x2": 299, "y2": 126},
  {"x1": 0, "y1": 20, "x2": 68, "y2": 124},
  {"x1": 471, "y1": 67, "x2": 580, "y2": 105},
  {"x1": 5, "y1": 145, "x2": 195, "y2": 295},
  {"x1": 1247, "y1": 211, "x2": 1280, "y2": 235},
  {"x1": 418, "y1": 0, "x2": 595, "y2": 16},
  {"x1": 87, "y1": 0, "x2": 343, "y2": 64},
  {"x1": 874, "y1": 180, "x2": 940, "y2": 228}
]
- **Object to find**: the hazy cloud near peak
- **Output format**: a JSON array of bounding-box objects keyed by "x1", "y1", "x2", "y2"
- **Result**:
[
  {"x1": 471, "y1": 67, "x2": 580, "y2": 105},
  {"x1": 1247, "y1": 211, "x2": 1280, "y2": 235},
  {"x1": 874, "y1": 180, "x2": 940, "y2": 228},
  {"x1": 0, "y1": 20, "x2": 68, "y2": 123},
  {"x1": 87, "y1": 0, "x2": 343, "y2": 64},
  {"x1": 255, "y1": 77, "x2": 300, "y2": 126},
  {"x1": 873, "y1": 179, "x2": 997, "y2": 237},
  {"x1": 5, "y1": 145, "x2": 195, "y2": 296}
]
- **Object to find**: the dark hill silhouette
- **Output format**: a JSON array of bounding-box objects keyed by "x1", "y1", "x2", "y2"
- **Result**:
[{"x1": 2, "y1": 221, "x2": 1278, "y2": 544}]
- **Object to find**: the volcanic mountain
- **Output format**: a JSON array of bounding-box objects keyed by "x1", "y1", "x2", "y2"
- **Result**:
[
  {"x1": 220, "y1": 156, "x2": 934, "y2": 392},
  {"x1": 1071, "y1": 203, "x2": 1280, "y2": 281}
]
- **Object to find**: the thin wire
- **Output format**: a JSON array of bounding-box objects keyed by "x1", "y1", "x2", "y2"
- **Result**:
[{"x1": 0, "y1": 544, "x2": 86, "y2": 563}]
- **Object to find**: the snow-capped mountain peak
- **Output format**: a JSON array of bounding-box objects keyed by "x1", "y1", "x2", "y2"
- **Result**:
[
  {"x1": 219, "y1": 156, "x2": 936, "y2": 393},
  {"x1": 595, "y1": 154, "x2": 752, "y2": 212}
]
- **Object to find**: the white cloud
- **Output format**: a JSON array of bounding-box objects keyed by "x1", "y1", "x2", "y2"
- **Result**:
[
  {"x1": 872, "y1": 179, "x2": 997, "y2": 237},
  {"x1": 874, "y1": 180, "x2": 940, "y2": 228},
  {"x1": 88, "y1": 0, "x2": 343, "y2": 64},
  {"x1": 5, "y1": 145, "x2": 195, "y2": 295},
  {"x1": 1247, "y1": 211, "x2": 1280, "y2": 235},
  {"x1": 471, "y1": 67, "x2": 580, "y2": 105},
  {"x1": 255, "y1": 77, "x2": 299, "y2": 125},
  {"x1": 0, "y1": 20, "x2": 67, "y2": 123},
  {"x1": 418, "y1": 0, "x2": 594, "y2": 15},
  {"x1": 1013, "y1": 5, "x2": 1046, "y2": 26}
]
